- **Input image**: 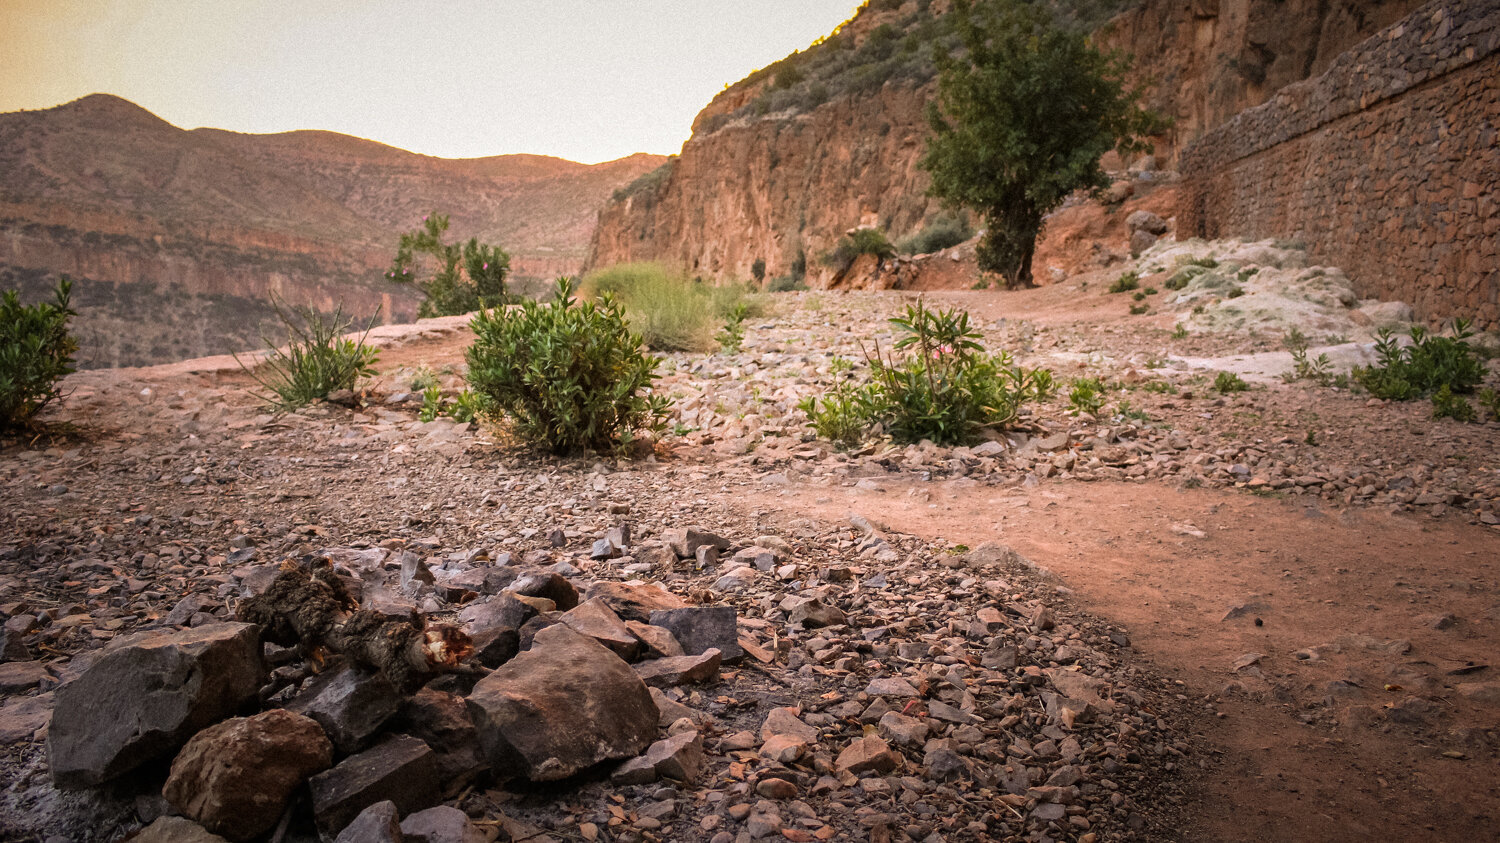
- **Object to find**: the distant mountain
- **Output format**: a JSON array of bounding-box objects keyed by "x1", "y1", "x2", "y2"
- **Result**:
[{"x1": 0, "y1": 94, "x2": 665, "y2": 368}]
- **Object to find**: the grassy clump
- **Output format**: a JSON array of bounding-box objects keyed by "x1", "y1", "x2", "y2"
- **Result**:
[
  {"x1": 466, "y1": 277, "x2": 669, "y2": 455},
  {"x1": 799, "y1": 300, "x2": 1052, "y2": 447},
  {"x1": 897, "y1": 211, "x2": 974, "y2": 255},
  {"x1": 1, "y1": 278, "x2": 78, "y2": 430},
  {"x1": 1354, "y1": 320, "x2": 1486, "y2": 402},
  {"x1": 582, "y1": 263, "x2": 759, "y2": 353},
  {"x1": 1068, "y1": 377, "x2": 1107, "y2": 415},
  {"x1": 237, "y1": 300, "x2": 379, "y2": 412},
  {"x1": 1108, "y1": 272, "x2": 1139, "y2": 293}
]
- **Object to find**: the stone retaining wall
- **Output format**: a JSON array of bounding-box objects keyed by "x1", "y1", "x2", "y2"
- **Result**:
[{"x1": 1179, "y1": 0, "x2": 1500, "y2": 327}]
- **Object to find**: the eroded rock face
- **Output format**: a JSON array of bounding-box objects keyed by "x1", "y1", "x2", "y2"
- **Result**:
[
  {"x1": 47, "y1": 622, "x2": 263, "y2": 789},
  {"x1": 467, "y1": 625, "x2": 658, "y2": 782},
  {"x1": 163, "y1": 709, "x2": 333, "y2": 842}
]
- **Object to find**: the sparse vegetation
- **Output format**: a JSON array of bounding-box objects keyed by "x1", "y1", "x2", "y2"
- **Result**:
[
  {"x1": 466, "y1": 277, "x2": 669, "y2": 455},
  {"x1": 384, "y1": 213, "x2": 512, "y2": 318},
  {"x1": 1431, "y1": 384, "x2": 1476, "y2": 422},
  {"x1": 800, "y1": 301, "x2": 1050, "y2": 446},
  {"x1": 236, "y1": 300, "x2": 379, "y2": 412},
  {"x1": 798, "y1": 357, "x2": 878, "y2": 448},
  {"x1": 921, "y1": 0, "x2": 1162, "y2": 286},
  {"x1": 1068, "y1": 376, "x2": 1107, "y2": 416},
  {"x1": 1477, "y1": 387, "x2": 1500, "y2": 422},
  {"x1": 1, "y1": 278, "x2": 78, "y2": 430},
  {"x1": 1109, "y1": 272, "x2": 1140, "y2": 293},
  {"x1": 1282, "y1": 328, "x2": 1337, "y2": 386},
  {"x1": 765, "y1": 276, "x2": 808, "y2": 293},
  {"x1": 717, "y1": 302, "x2": 750, "y2": 354},
  {"x1": 1214, "y1": 371, "x2": 1249, "y2": 393},
  {"x1": 1354, "y1": 320, "x2": 1486, "y2": 401},
  {"x1": 582, "y1": 263, "x2": 758, "y2": 353},
  {"x1": 896, "y1": 210, "x2": 974, "y2": 255},
  {"x1": 823, "y1": 227, "x2": 897, "y2": 275}
]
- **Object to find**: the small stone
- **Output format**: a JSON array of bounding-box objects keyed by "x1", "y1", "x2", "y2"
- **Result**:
[
  {"x1": 835, "y1": 734, "x2": 899, "y2": 775},
  {"x1": 131, "y1": 816, "x2": 231, "y2": 843},
  {"x1": 864, "y1": 677, "x2": 919, "y2": 697},
  {"x1": 755, "y1": 777, "x2": 798, "y2": 799},
  {"x1": 333, "y1": 800, "x2": 402, "y2": 843},
  {"x1": 786, "y1": 598, "x2": 846, "y2": 629},
  {"x1": 287, "y1": 665, "x2": 401, "y2": 755},
  {"x1": 0, "y1": 661, "x2": 48, "y2": 693},
  {"x1": 877, "y1": 712, "x2": 929, "y2": 747},
  {"x1": 560, "y1": 598, "x2": 640, "y2": 660},
  {"x1": 633, "y1": 649, "x2": 722, "y2": 687},
  {"x1": 400, "y1": 805, "x2": 485, "y2": 843}
]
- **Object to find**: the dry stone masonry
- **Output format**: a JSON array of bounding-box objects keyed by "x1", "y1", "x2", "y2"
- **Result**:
[{"x1": 1179, "y1": 0, "x2": 1500, "y2": 327}]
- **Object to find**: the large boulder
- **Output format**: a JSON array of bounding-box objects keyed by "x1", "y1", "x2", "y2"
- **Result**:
[
  {"x1": 467, "y1": 625, "x2": 658, "y2": 782},
  {"x1": 48, "y1": 623, "x2": 263, "y2": 789},
  {"x1": 649, "y1": 606, "x2": 742, "y2": 662},
  {"x1": 163, "y1": 710, "x2": 333, "y2": 842}
]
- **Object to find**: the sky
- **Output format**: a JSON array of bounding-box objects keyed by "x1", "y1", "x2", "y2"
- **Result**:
[{"x1": 0, "y1": 0, "x2": 862, "y2": 164}]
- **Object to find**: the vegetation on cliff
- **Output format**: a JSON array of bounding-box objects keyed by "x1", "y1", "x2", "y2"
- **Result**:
[{"x1": 922, "y1": 0, "x2": 1161, "y2": 286}]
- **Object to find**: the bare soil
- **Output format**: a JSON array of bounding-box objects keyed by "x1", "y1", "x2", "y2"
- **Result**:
[{"x1": 4, "y1": 252, "x2": 1498, "y2": 841}]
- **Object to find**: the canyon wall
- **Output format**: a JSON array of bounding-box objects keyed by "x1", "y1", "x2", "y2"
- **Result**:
[
  {"x1": 587, "y1": 0, "x2": 1424, "y2": 285},
  {"x1": 1178, "y1": 0, "x2": 1500, "y2": 328},
  {"x1": 0, "y1": 95, "x2": 662, "y2": 367}
]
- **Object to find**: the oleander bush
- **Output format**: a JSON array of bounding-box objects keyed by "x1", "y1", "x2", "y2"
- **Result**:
[
  {"x1": 466, "y1": 277, "x2": 669, "y2": 455},
  {"x1": 1, "y1": 278, "x2": 78, "y2": 430}
]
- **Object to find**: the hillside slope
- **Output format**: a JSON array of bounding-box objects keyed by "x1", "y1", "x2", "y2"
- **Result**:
[
  {"x1": 586, "y1": 0, "x2": 1423, "y2": 285},
  {"x1": 0, "y1": 95, "x2": 664, "y2": 367}
]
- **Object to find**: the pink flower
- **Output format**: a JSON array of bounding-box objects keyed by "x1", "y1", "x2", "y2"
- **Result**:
[{"x1": 482, "y1": 263, "x2": 488, "y2": 270}]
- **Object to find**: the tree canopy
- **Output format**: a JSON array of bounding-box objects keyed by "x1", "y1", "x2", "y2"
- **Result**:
[
  {"x1": 921, "y1": 0, "x2": 1161, "y2": 287},
  {"x1": 385, "y1": 213, "x2": 511, "y2": 318}
]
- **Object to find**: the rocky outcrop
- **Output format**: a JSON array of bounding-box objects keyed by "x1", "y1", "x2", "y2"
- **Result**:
[
  {"x1": 0, "y1": 94, "x2": 664, "y2": 367},
  {"x1": 586, "y1": 0, "x2": 1426, "y2": 286}
]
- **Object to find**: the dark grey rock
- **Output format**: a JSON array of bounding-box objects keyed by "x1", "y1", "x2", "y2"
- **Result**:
[
  {"x1": 48, "y1": 623, "x2": 263, "y2": 789},
  {"x1": 649, "y1": 606, "x2": 741, "y2": 662},
  {"x1": 332, "y1": 800, "x2": 403, "y2": 843},
  {"x1": 309, "y1": 735, "x2": 439, "y2": 836},
  {"x1": 400, "y1": 805, "x2": 484, "y2": 843},
  {"x1": 633, "y1": 649, "x2": 722, "y2": 688},
  {"x1": 397, "y1": 689, "x2": 487, "y2": 789},
  {"x1": 510, "y1": 573, "x2": 578, "y2": 611},
  {"x1": 287, "y1": 665, "x2": 401, "y2": 754}
]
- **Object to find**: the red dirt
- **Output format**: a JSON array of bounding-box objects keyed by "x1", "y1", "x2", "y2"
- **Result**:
[{"x1": 746, "y1": 477, "x2": 1500, "y2": 841}]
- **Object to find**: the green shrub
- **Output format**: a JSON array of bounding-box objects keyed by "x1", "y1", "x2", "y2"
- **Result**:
[
  {"x1": 799, "y1": 302, "x2": 1049, "y2": 446},
  {"x1": 1282, "y1": 328, "x2": 1336, "y2": 386},
  {"x1": 420, "y1": 385, "x2": 488, "y2": 424},
  {"x1": 466, "y1": 277, "x2": 669, "y2": 455},
  {"x1": 582, "y1": 263, "x2": 757, "y2": 353},
  {"x1": 1431, "y1": 385, "x2": 1476, "y2": 422},
  {"x1": 1163, "y1": 265, "x2": 1205, "y2": 291},
  {"x1": 237, "y1": 300, "x2": 379, "y2": 412},
  {"x1": 1, "y1": 278, "x2": 78, "y2": 430},
  {"x1": 1213, "y1": 371, "x2": 1249, "y2": 393},
  {"x1": 717, "y1": 302, "x2": 750, "y2": 354},
  {"x1": 823, "y1": 228, "x2": 897, "y2": 275},
  {"x1": 896, "y1": 211, "x2": 974, "y2": 255},
  {"x1": 751, "y1": 258, "x2": 767, "y2": 283},
  {"x1": 1068, "y1": 377, "x2": 1107, "y2": 415},
  {"x1": 1108, "y1": 272, "x2": 1139, "y2": 294},
  {"x1": 385, "y1": 213, "x2": 512, "y2": 318},
  {"x1": 1128, "y1": 303, "x2": 1149, "y2": 315},
  {"x1": 1354, "y1": 320, "x2": 1485, "y2": 400},
  {"x1": 418, "y1": 384, "x2": 443, "y2": 422},
  {"x1": 1477, "y1": 387, "x2": 1499, "y2": 422},
  {"x1": 766, "y1": 276, "x2": 808, "y2": 293},
  {"x1": 797, "y1": 357, "x2": 879, "y2": 448}
]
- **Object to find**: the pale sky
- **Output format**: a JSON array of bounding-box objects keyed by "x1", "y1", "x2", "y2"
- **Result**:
[{"x1": 0, "y1": 1, "x2": 861, "y2": 164}]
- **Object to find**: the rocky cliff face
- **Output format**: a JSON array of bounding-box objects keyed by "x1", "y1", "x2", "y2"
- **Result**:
[
  {"x1": 0, "y1": 95, "x2": 664, "y2": 367},
  {"x1": 587, "y1": 0, "x2": 1425, "y2": 286}
]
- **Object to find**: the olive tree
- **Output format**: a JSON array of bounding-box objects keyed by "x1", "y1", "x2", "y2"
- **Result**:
[{"x1": 921, "y1": 0, "x2": 1161, "y2": 287}]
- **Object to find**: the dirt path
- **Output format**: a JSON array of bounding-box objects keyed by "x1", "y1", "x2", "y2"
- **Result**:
[{"x1": 744, "y1": 477, "x2": 1500, "y2": 840}]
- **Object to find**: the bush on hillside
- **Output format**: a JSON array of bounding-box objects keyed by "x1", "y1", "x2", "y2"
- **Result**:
[
  {"x1": 823, "y1": 228, "x2": 897, "y2": 275},
  {"x1": 466, "y1": 277, "x2": 669, "y2": 455},
  {"x1": 896, "y1": 211, "x2": 974, "y2": 255},
  {"x1": 1, "y1": 278, "x2": 78, "y2": 430},
  {"x1": 1355, "y1": 320, "x2": 1486, "y2": 401}
]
